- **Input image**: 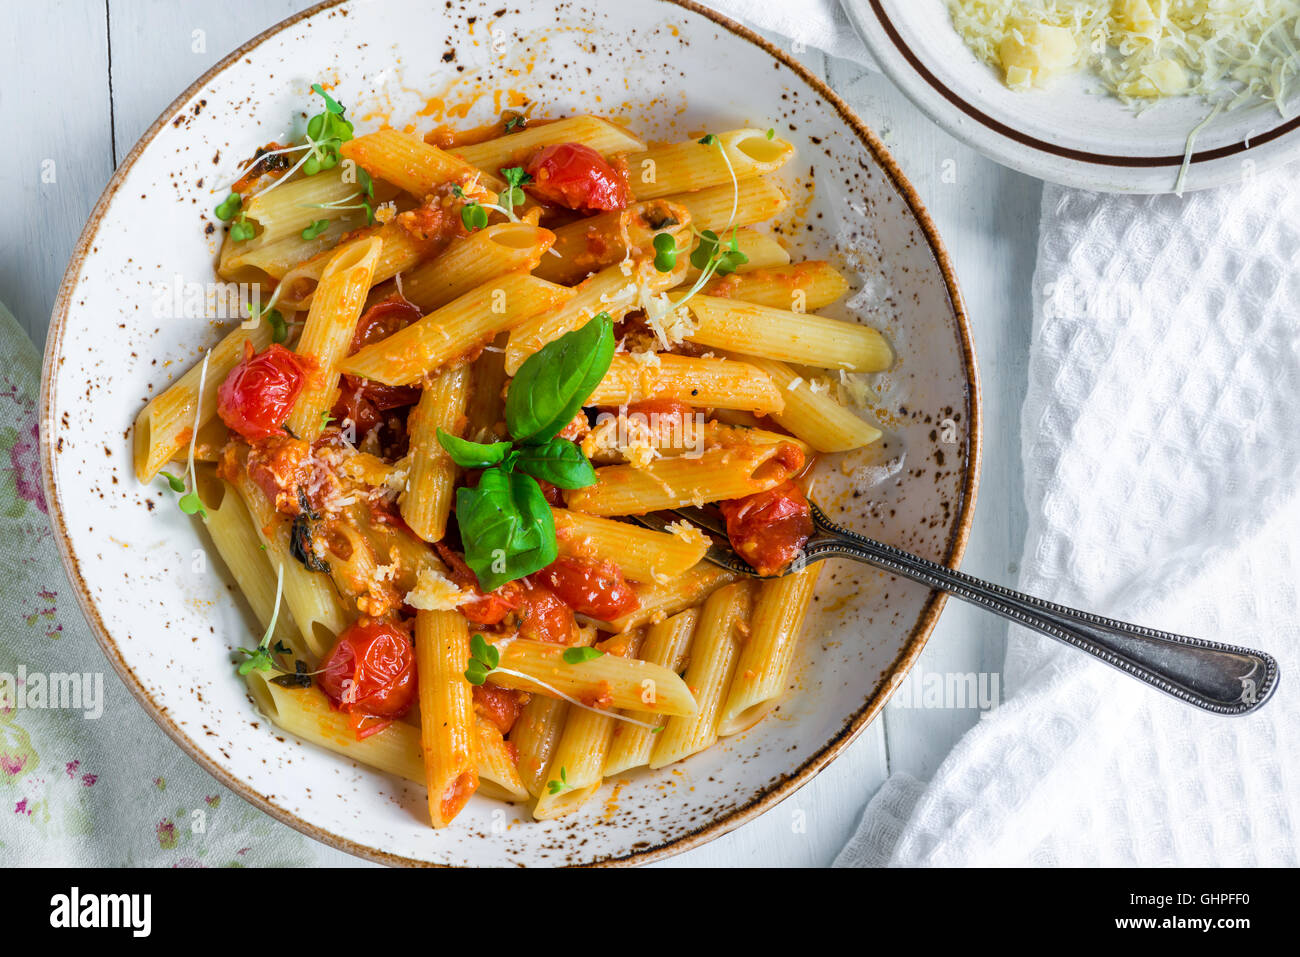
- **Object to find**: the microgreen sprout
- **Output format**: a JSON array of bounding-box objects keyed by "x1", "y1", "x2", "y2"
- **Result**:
[
  {"x1": 546, "y1": 766, "x2": 571, "y2": 795},
  {"x1": 237, "y1": 563, "x2": 284, "y2": 675},
  {"x1": 159, "y1": 350, "x2": 210, "y2": 518},
  {"x1": 301, "y1": 219, "x2": 330, "y2": 240},
  {"x1": 464, "y1": 633, "x2": 500, "y2": 686},
  {"x1": 649, "y1": 133, "x2": 749, "y2": 307},
  {"x1": 561, "y1": 646, "x2": 604, "y2": 664},
  {"x1": 454, "y1": 167, "x2": 531, "y2": 230}
]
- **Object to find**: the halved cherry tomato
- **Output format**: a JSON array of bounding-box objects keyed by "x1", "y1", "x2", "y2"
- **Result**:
[
  {"x1": 349, "y1": 294, "x2": 422, "y2": 353},
  {"x1": 524, "y1": 143, "x2": 631, "y2": 212},
  {"x1": 718, "y1": 480, "x2": 813, "y2": 577},
  {"x1": 216, "y1": 341, "x2": 308, "y2": 441},
  {"x1": 331, "y1": 375, "x2": 420, "y2": 439},
  {"x1": 473, "y1": 684, "x2": 522, "y2": 735},
  {"x1": 317, "y1": 620, "x2": 417, "y2": 736},
  {"x1": 515, "y1": 580, "x2": 577, "y2": 644},
  {"x1": 534, "y1": 556, "x2": 639, "y2": 621}
]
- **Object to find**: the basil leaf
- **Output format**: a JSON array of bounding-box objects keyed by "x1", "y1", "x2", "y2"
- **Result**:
[
  {"x1": 456, "y1": 468, "x2": 557, "y2": 591},
  {"x1": 506, "y1": 314, "x2": 614, "y2": 444},
  {"x1": 436, "y1": 428, "x2": 513, "y2": 469},
  {"x1": 512, "y1": 438, "x2": 596, "y2": 490}
]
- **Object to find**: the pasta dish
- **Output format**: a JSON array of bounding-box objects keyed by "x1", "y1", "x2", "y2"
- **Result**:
[{"x1": 131, "y1": 85, "x2": 890, "y2": 827}]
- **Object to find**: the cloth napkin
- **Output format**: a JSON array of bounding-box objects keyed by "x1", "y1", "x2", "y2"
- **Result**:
[
  {"x1": 707, "y1": 0, "x2": 873, "y2": 65},
  {"x1": 837, "y1": 172, "x2": 1300, "y2": 867},
  {"x1": 723, "y1": 0, "x2": 1300, "y2": 871},
  {"x1": 0, "y1": 300, "x2": 362, "y2": 866}
]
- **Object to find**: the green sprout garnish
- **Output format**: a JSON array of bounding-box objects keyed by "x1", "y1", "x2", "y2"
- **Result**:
[
  {"x1": 464, "y1": 633, "x2": 500, "y2": 686},
  {"x1": 546, "y1": 767, "x2": 571, "y2": 795},
  {"x1": 301, "y1": 219, "x2": 330, "y2": 241},
  {"x1": 237, "y1": 563, "x2": 285, "y2": 675},
  {"x1": 561, "y1": 646, "x2": 604, "y2": 664}
]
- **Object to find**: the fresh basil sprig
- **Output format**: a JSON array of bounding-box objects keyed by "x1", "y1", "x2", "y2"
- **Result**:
[
  {"x1": 505, "y1": 315, "x2": 615, "y2": 443},
  {"x1": 440, "y1": 314, "x2": 613, "y2": 592}
]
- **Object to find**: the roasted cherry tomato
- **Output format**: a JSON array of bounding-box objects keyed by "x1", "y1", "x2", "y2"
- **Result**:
[
  {"x1": 433, "y1": 543, "x2": 524, "y2": 625},
  {"x1": 524, "y1": 143, "x2": 631, "y2": 212},
  {"x1": 216, "y1": 341, "x2": 308, "y2": 442},
  {"x1": 473, "y1": 684, "x2": 523, "y2": 735},
  {"x1": 349, "y1": 294, "x2": 422, "y2": 353},
  {"x1": 331, "y1": 375, "x2": 420, "y2": 439},
  {"x1": 515, "y1": 580, "x2": 576, "y2": 643},
  {"x1": 317, "y1": 620, "x2": 417, "y2": 734},
  {"x1": 718, "y1": 480, "x2": 813, "y2": 577},
  {"x1": 535, "y1": 556, "x2": 640, "y2": 621}
]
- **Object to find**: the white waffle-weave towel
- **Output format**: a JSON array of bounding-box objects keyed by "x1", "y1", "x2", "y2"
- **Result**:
[{"x1": 837, "y1": 171, "x2": 1300, "y2": 866}]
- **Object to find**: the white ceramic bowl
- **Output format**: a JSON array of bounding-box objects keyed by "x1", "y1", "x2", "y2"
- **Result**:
[
  {"x1": 846, "y1": 0, "x2": 1300, "y2": 193},
  {"x1": 41, "y1": 0, "x2": 979, "y2": 866}
]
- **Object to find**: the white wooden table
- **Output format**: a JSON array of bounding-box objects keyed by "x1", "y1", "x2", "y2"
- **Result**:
[{"x1": 2, "y1": 0, "x2": 1040, "y2": 866}]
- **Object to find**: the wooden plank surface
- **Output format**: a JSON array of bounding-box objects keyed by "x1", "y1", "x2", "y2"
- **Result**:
[
  {"x1": 0, "y1": 0, "x2": 113, "y2": 345},
  {"x1": 0, "y1": 1, "x2": 1037, "y2": 867}
]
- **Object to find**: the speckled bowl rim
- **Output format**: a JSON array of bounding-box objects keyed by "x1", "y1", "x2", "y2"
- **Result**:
[{"x1": 39, "y1": 0, "x2": 982, "y2": 867}]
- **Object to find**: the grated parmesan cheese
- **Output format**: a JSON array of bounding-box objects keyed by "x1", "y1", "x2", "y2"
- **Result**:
[
  {"x1": 949, "y1": 0, "x2": 1300, "y2": 109},
  {"x1": 404, "y1": 567, "x2": 470, "y2": 612}
]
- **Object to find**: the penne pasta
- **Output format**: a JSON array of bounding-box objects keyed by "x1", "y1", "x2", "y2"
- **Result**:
[
  {"x1": 227, "y1": 459, "x2": 348, "y2": 658},
  {"x1": 385, "y1": 222, "x2": 555, "y2": 314},
  {"x1": 414, "y1": 610, "x2": 479, "y2": 827},
  {"x1": 696, "y1": 261, "x2": 850, "y2": 312},
  {"x1": 627, "y1": 129, "x2": 795, "y2": 199},
  {"x1": 664, "y1": 177, "x2": 790, "y2": 234},
  {"x1": 651, "y1": 581, "x2": 753, "y2": 767},
  {"x1": 452, "y1": 115, "x2": 645, "y2": 173},
  {"x1": 531, "y1": 199, "x2": 691, "y2": 285},
  {"x1": 551, "y1": 507, "x2": 706, "y2": 583},
  {"x1": 342, "y1": 128, "x2": 507, "y2": 198},
  {"x1": 726, "y1": 353, "x2": 882, "y2": 452},
  {"x1": 485, "y1": 637, "x2": 697, "y2": 716},
  {"x1": 276, "y1": 221, "x2": 439, "y2": 311},
  {"x1": 564, "y1": 441, "x2": 804, "y2": 516},
  {"x1": 718, "y1": 563, "x2": 823, "y2": 736},
  {"x1": 683, "y1": 228, "x2": 789, "y2": 279},
  {"x1": 286, "y1": 236, "x2": 383, "y2": 439},
  {"x1": 464, "y1": 332, "x2": 508, "y2": 443},
  {"x1": 687, "y1": 294, "x2": 893, "y2": 372},
  {"x1": 401, "y1": 362, "x2": 471, "y2": 542},
  {"x1": 605, "y1": 609, "x2": 699, "y2": 775},
  {"x1": 509, "y1": 693, "x2": 570, "y2": 800},
  {"x1": 245, "y1": 674, "x2": 425, "y2": 780},
  {"x1": 603, "y1": 563, "x2": 736, "y2": 632},
  {"x1": 217, "y1": 169, "x2": 367, "y2": 282},
  {"x1": 587, "y1": 353, "x2": 784, "y2": 414},
  {"x1": 132, "y1": 319, "x2": 274, "y2": 483},
  {"x1": 340, "y1": 272, "x2": 572, "y2": 385},
  {"x1": 476, "y1": 718, "x2": 530, "y2": 803},
  {"x1": 197, "y1": 471, "x2": 306, "y2": 662},
  {"x1": 504, "y1": 257, "x2": 685, "y2": 374}
]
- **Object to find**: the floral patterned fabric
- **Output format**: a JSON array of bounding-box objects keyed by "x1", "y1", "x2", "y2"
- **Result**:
[{"x1": 0, "y1": 303, "x2": 367, "y2": 867}]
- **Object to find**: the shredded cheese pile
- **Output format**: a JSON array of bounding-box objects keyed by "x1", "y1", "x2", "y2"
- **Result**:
[{"x1": 949, "y1": 0, "x2": 1300, "y2": 109}]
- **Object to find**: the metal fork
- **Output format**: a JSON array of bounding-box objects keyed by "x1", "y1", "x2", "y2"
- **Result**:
[{"x1": 631, "y1": 501, "x2": 1279, "y2": 716}]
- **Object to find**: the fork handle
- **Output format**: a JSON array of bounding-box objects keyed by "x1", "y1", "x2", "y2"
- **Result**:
[{"x1": 808, "y1": 524, "x2": 1278, "y2": 716}]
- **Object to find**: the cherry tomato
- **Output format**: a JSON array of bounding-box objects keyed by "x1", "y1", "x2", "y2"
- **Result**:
[
  {"x1": 718, "y1": 480, "x2": 813, "y2": 577},
  {"x1": 535, "y1": 556, "x2": 640, "y2": 621},
  {"x1": 317, "y1": 620, "x2": 417, "y2": 731},
  {"x1": 216, "y1": 341, "x2": 308, "y2": 442},
  {"x1": 473, "y1": 684, "x2": 523, "y2": 735},
  {"x1": 349, "y1": 294, "x2": 422, "y2": 354},
  {"x1": 331, "y1": 374, "x2": 420, "y2": 439},
  {"x1": 433, "y1": 542, "x2": 523, "y2": 625},
  {"x1": 515, "y1": 580, "x2": 576, "y2": 643},
  {"x1": 524, "y1": 143, "x2": 631, "y2": 212}
]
